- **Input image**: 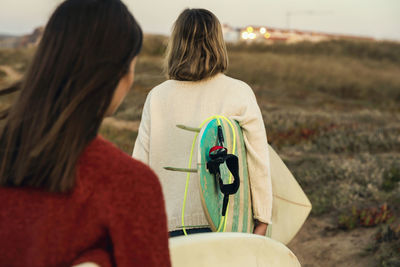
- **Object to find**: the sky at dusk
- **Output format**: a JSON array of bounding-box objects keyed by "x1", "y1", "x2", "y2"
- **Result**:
[{"x1": 0, "y1": 0, "x2": 399, "y2": 41}]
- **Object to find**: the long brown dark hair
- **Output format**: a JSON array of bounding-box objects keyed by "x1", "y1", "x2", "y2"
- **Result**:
[
  {"x1": 166, "y1": 8, "x2": 228, "y2": 81},
  {"x1": 0, "y1": 0, "x2": 142, "y2": 192}
]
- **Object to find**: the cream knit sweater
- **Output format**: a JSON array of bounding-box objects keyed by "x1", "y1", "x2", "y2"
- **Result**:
[{"x1": 132, "y1": 73, "x2": 272, "y2": 231}]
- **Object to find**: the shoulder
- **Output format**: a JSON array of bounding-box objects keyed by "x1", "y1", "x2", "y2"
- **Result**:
[
  {"x1": 220, "y1": 74, "x2": 254, "y2": 93},
  {"x1": 218, "y1": 73, "x2": 249, "y2": 87},
  {"x1": 148, "y1": 80, "x2": 176, "y2": 96},
  {"x1": 215, "y1": 74, "x2": 257, "y2": 103},
  {"x1": 146, "y1": 74, "x2": 255, "y2": 101},
  {"x1": 78, "y1": 137, "x2": 164, "y2": 225},
  {"x1": 139, "y1": 80, "x2": 176, "y2": 107},
  {"x1": 78, "y1": 136, "x2": 160, "y2": 189},
  {"x1": 79, "y1": 136, "x2": 134, "y2": 170}
]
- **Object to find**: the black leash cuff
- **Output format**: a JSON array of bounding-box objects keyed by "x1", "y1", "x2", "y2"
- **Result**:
[{"x1": 207, "y1": 154, "x2": 240, "y2": 216}]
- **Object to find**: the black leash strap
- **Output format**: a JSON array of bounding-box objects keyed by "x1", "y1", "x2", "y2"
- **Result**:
[{"x1": 207, "y1": 153, "x2": 240, "y2": 216}]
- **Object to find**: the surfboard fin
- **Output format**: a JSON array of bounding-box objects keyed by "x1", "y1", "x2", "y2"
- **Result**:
[
  {"x1": 176, "y1": 124, "x2": 201, "y2": 132},
  {"x1": 164, "y1": 167, "x2": 198, "y2": 173}
]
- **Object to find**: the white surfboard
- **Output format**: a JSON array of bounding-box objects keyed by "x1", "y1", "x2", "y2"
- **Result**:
[
  {"x1": 72, "y1": 263, "x2": 99, "y2": 267},
  {"x1": 169, "y1": 232, "x2": 301, "y2": 267},
  {"x1": 268, "y1": 145, "x2": 312, "y2": 244}
]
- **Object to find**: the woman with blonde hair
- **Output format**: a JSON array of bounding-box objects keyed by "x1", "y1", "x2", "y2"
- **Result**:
[
  {"x1": 0, "y1": 0, "x2": 170, "y2": 266},
  {"x1": 133, "y1": 8, "x2": 272, "y2": 236}
]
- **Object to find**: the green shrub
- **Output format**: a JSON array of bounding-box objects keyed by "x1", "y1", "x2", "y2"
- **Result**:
[{"x1": 382, "y1": 166, "x2": 400, "y2": 192}]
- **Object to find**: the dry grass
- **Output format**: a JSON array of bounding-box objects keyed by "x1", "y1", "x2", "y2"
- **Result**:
[{"x1": 1, "y1": 37, "x2": 400, "y2": 264}]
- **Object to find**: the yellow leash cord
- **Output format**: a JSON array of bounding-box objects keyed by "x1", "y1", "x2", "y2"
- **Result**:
[{"x1": 181, "y1": 115, "x2": 236, "y2": 236}]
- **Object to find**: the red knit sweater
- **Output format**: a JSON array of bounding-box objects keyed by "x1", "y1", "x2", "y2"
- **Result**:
[{"x1": 0, "y1": 136, "x2": 171, "y2": 267}]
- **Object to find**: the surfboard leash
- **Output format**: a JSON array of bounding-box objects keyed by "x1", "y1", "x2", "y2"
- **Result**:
[{"x1": 207, "y1": 137, "x2": 240, "y2": 221}]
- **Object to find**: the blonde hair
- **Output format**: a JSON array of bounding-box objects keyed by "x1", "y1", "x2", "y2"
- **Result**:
[{"x1": 165, "y1": 8, "x2": 228, "y2": 81}]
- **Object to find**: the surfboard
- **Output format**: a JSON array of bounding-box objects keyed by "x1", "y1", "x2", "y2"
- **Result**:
[
  {"x1": 165, "y1": 116, "x2": 312, "y2": 245},
  {"x1": 72, "y1": 264, "x2": 99, "y2": 267},
  {"x1": 169, "y1": 232, "x2": 301, "y2": 267},
  {"x1": 197, "y1": 118, "x2": 312, "y2": 245},
  {"x1": 198, "y1": 118, "x2": 254, "y2": 233},
  {"x1": 268, "y1": 144, "x2": 312, "y2": 244}
]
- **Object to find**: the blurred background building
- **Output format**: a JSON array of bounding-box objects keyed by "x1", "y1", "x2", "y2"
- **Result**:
[{"x1": 222, "y1": 24, "x2": 374, "y2": 44}]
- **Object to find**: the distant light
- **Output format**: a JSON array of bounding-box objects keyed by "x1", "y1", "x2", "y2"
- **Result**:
[
  {"x1": 264, "y1": 33, "x2": 271, "y2": 39},
  {"x1": 249, "y1": 33, "x2": 256, "y2": 39},
  {"x1": 260, "y1": 27, "x2": 266, "y2": 34},
  {"x1": 241, "y1": 32, "x2": 249, "y2": 39},
  {"x1": 247, "y1": 26, "x2": 254, "y2": 33}
]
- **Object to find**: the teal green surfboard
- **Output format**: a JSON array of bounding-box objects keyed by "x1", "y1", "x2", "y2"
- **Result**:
[{"x1": 198, "y1": 118, "x2": 254, "y2": 233}]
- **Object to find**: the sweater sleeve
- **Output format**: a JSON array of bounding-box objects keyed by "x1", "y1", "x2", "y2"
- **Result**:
[
  {"x1": 132, "y1": 91, "x2": 151, "y2": 164},
  {"x1": 103, "y1": 163, "x2": 171, "y2": 267},
  {"x1": 231, "y1": 84, "x2": 273, "y2": 225}
]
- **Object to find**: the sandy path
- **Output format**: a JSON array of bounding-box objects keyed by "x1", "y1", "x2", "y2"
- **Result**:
[
  {"x1": 0, "y1": 65, "x2": 22, "y2": 82},
  {"x1": 288, "y1": 215, "x2": 378, "y2": 267}
]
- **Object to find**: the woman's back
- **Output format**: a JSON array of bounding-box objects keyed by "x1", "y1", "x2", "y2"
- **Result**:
[
  {"x1": 0, "y1": 137, "x2": 169, "y2": 266},
  {"x1": 133, "y1": 73, "x2": 272, "y2": 232}
]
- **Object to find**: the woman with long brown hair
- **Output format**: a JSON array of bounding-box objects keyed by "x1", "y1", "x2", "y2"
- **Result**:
[
  {"x1": 0, "y1": 0, "x2": 170, "y2": 266},
  {"x1": 133, "y1": 8, "x2": 272, "y2": 237}
]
